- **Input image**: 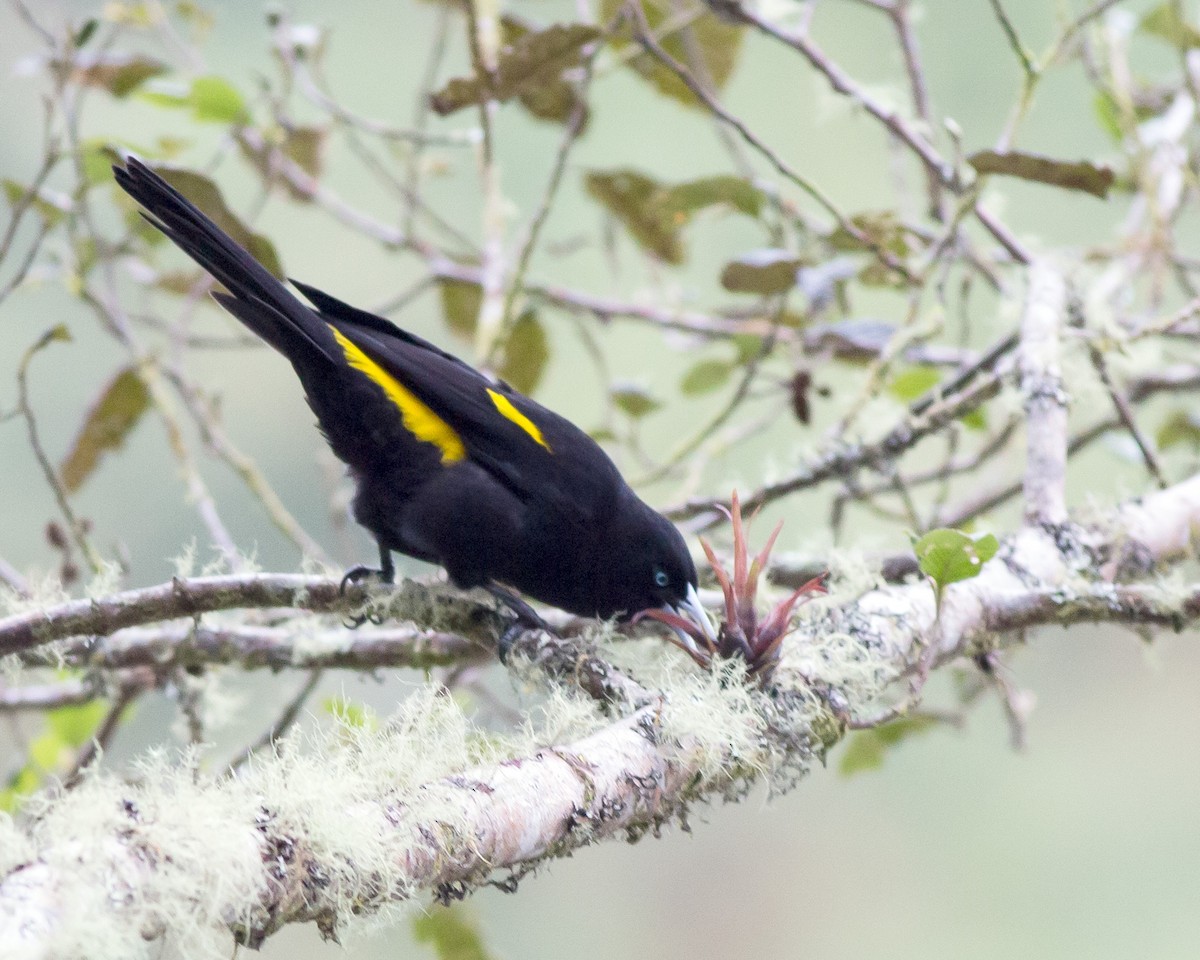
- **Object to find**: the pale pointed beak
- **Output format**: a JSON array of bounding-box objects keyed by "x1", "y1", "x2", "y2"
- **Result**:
[{"x1": 667, "y1": 583, "x2": 718, "y2": 649}]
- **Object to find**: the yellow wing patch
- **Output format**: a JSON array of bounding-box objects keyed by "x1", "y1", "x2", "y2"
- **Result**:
[
  {"x1": 487, "y1": 389, "x2": 552, "y2": 452},
  {"x1": 330, "y1": 326, "x2": 466, "y2": 464}
]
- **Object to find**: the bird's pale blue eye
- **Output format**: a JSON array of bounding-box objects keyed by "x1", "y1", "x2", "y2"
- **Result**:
[{"x1": 654, "y1": 570, "x2": 669, "y2": 587}]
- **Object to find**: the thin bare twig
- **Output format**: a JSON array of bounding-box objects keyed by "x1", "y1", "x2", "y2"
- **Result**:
[
  {"x1": 225, "y1": 670, "x2": 325, "y2": 773},
  {"x1": 15, "y1": 329, "x2": 105, "y2": 576},
  {"x1": 626, "y1": 1, "x2": 915, "y2": 281},
  {"x1": 1086, "y1": 343, "x2": 1168, "y2": 489},
  {"x1": 63, "y1": 681, "x2": 141, "y2": 786}
]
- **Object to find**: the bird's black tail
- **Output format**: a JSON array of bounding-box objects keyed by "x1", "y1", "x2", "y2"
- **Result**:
[{"x1": 113, "y1": 157, "x2": 338, "y2": 365}]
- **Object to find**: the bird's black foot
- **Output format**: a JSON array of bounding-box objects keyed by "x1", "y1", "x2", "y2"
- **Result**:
[
  {"x1": 497, "y1": 620, "x2": 525, "y2": 663},
  {"x1": 486, "y1": 585, "x2": 549, "y2": 662},
  {"x1": 339, "y1": 548, "x2": 396, "y2": 628}
]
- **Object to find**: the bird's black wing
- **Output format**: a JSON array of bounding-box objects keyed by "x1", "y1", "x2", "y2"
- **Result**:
[{"x1": 294, "y1": 283, "x2": 624, "y2": 519}]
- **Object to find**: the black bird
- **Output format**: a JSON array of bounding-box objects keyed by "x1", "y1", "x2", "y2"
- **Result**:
[{"x1": 114, "y1": 158, "x2": 712, "y2": 637}]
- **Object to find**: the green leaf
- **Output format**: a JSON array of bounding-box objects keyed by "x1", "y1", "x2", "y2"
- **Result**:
[
  {"x1": 1093, "y1": 90, "x2": 1125, "y2": 143},
  {"x1": 438, "y1": 277, "x2": 483, "y2": 340},
  {"x1": 3, "y1": 179, "x2": 68, "y2": 227},
  {"x1": 912, "y1": 528, "x2": 999, "y2": 605},
  {"x1": 2, "y1": 697, "x2": 115, "y2": 811},
  {"x1": 324, "y1": 696, "x2": 372, "y2": 729},
  {"x1": 839, "y1": 716, "x2": 939, "y2": 776},
  {"x1": 152, "y1": 269, "x2": 204, "y2": 294},
  {"x1": 28, "y1": 324, "x2": 73, "y2": 356},
  {"x1": 139, "y1": 75, "x2": 249, "y2": 124},
  {"x1": 731, "y1": 333, "x2": 765, "y2": 362},
  {"x1": 514, "y1": 77, "x2": 588, "y2": 126},
  {"x1": 149, "y1": 165, "x2": 283, "y2": 277},
  {"x1": 0, "y1": 765, "x2": 43, "y2": 813},
  {"x1": 59, "y1": 367, "x2": 151, "y2": 494},
  {"x1": 176, "y1": 0, "x2": 216, "y2": 34},
  {"x1": 78, "y1": 53, "x2": 168, "y2": 97},
  {"x1": 603, "y1": 0, "x2": 744, "y2": 110},
  {"x1": 73, "y1": 18, "x2": 99, "y2": 48},
  {"x1": 887, "y1": 366, "x2": 941, "y2": 403},
  {"x1": 499, "y1": 310, "x2": 549, "y2": 395},
  {"x1": 960, "y1": 407, "x2": 987, "y2": 431},
  {"x1": 828, "y1": 210, "x2": 913, "y2": 256},
  {"x1": 968, "y1": 150, "x2": 1114, "y2": 199},
  {"x1": 190, "y1": 75, "x2": 249, "y2": 124},
  {"x1": 611, "y1": 384, "x2": 661, "y2": 419},
  {"x1": 430, "y1": 23, "x2": 601, "y2": 116},
  {"x1": 1140, "y1": 3, "x2": 1200, "y2": 48},
  {"x1": 659, "y1": 175, "x2": 764, "y2": 218},
  {"x1": 680, "y1": 358, "x2": 733, "y2": 395},
  {"x1": 412, "y1": 906, "x2": 495, "y2": 960},
  {"x1": 138, "y1": 79, "x2": 192, "y2": 110},
  {"x1": 1156, "y1": 409, "x2": 1200, "y2": 450},
  {"x1": 47, "y1": 699, "x2": 108, "y2": 746},
  {"x1": 29, "y1": 730, "x2": 67, "y2": 771},
  {"x1": 80, "y1": 140, "x2": 123, "y2": 184},
  {"x1": 719, "y1": 249, "x2": 801, "y2": 294}
]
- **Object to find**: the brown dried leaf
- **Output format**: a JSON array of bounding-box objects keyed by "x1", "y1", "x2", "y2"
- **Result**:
[
  {"x1": 586, "y1": 169, "x2": 762, "y2": 264},
  {"x1": 76, "y1": 53, "x2": 167, "y2": 97},
  {"x1": 585, "y1": 169, "x2": 682, "y2": 264},
  {"x1": 239, "y1": 126, "x2": 328, "y2": 202},
  {"x1": 719, "y1": 249, "x2": 802, "y2": 294},
  {"x1": 430, "y1": 23, "x2": 601, "y2": 116},
  {"x1": 502, "y1": 15, "x2": 590, "y2": 127},
  {"x1": 968, "y1": 149, "x2": 1115, "y2": 199},
  {"x1": 603, "y1": 0, "x2": 744, "y2": 110},
  {"x1": 60, "y1": 368, "x2": 151, "y2": 493}
]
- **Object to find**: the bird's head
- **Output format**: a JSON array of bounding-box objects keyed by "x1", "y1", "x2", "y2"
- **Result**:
[{"x1": 597, "y1": 497, "x2": 715, "y2": 643}]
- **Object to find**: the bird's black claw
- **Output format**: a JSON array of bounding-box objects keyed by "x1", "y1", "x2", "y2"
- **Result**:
[
  {"x1": 340, "y1": 608, "x2": 385, "y2": 629},
  {"x1": 339, "y1": 564, "x2": 380, "y2": 594},
  {"x1": 339, "y1": 565, "x2": 390, "y2": 628},
  {"x1": 496, "y1": 619, "x2": 525, "y2": 664},
  {"x1": 486, "y1": 586, "x2": 552, "y2": 663},
  {"x1": 485, "y1": 585, "x2": 547, "y2": 632}
]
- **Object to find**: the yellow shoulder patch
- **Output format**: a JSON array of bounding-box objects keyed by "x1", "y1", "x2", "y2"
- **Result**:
[
  {"x1": 487, "y1": 388, "x2": 551, "y2": 452},
  {"x1": 330, "y1": 326, "x2": 465, "y2": 464}
]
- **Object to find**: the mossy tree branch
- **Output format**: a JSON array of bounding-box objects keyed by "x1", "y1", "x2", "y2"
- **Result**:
[{"x1": 4, "y1": 471, "x2": 1200, "y2": 954}]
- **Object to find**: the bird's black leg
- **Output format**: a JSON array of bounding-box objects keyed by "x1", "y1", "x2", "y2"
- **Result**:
[
  {"x1": 339, "y1": 543, "x2": 395, "y2": 591},
  {"x1": 379, "y1": 546, "x2": 395, "y2": 584},
  {"x1": 486, "y1": 584, "x2": 549, "y2": 662},
  {"x1": 339, "y1": 543, "x2": 395, "y2": 627}
]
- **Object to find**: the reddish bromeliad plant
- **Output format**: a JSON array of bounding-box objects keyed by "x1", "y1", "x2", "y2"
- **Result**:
[{"x1": 639, "y1": 491, "x2": 826, "y2": 683}]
